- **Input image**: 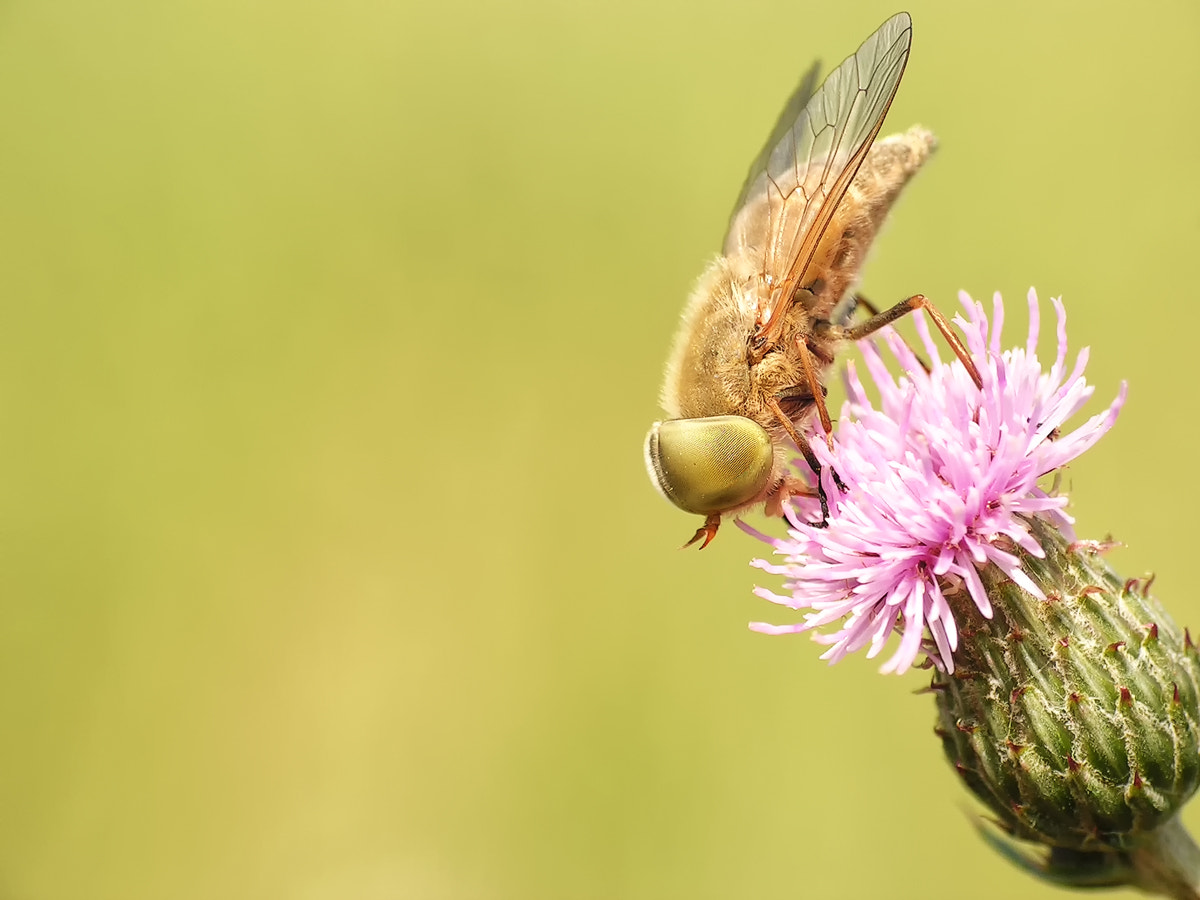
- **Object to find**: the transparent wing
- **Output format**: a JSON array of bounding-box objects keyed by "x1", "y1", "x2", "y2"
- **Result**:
[
  {"x1": 724, "y1": 12, "x2": 912, "y2": 346},
  {"x1": 728, "y1": 60, "x2": 822, "y2": 226}
]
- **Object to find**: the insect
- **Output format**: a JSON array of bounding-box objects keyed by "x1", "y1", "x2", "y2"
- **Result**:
[{"x1": 643, "y1": 11, "x2": 981, "y2": 549}]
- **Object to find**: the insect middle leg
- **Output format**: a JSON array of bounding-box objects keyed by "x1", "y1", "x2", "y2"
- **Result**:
[
  {"x1": 829, "y1": 293, "x2": 983, "y2": 389},
  {"x1": 851, "y1": 294, "x2": 930, "y2": 373},
  {"x1": 775, "y1": 294, "x2": 981, "y2": 526}
]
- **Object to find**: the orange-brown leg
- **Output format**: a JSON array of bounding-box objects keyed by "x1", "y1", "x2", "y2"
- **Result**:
[
  {"x1": 836, "y1": 294, "x2": 983, "y2": 389},
  {"x1": 767, "y1": 396, "x2": 833, "y2": 525},
  {"x1": 796, "y1": 338, "x2": 834, "y2": 449},
  {"x1": 853, "y1": 294, "x2": 930, "y2": 374}
]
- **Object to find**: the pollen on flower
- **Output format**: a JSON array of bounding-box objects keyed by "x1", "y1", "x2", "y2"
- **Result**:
[{"x1": 742, "y1": 289, "x2": 1126, "y2": 675}]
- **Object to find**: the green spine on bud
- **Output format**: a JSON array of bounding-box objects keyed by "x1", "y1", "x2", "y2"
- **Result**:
[{"x1": 934, "y1": 516, "x2": 1200, "y2": 855}]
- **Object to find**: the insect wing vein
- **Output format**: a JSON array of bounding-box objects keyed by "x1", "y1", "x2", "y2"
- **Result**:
[{"x1": 724, "y1": 12, "x2": 913, "y2": 344}]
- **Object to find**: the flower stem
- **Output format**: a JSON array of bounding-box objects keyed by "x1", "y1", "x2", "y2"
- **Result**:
[{"x1": 1130, "y1": 818, "x2": 1200, "y2": 900}]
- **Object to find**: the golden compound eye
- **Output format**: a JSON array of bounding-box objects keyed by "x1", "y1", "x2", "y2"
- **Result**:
[{"x1": 644, "y1": 416, "x2": 774, "y2": 516}]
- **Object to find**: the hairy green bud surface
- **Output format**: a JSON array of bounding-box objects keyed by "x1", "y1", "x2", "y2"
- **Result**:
[{"x1": 934, "y1": 517, "x2": 1200, "y2": 890}]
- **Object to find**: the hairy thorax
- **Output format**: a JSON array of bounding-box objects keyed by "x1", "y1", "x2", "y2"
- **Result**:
[{"x1": 661, "y1": 125, "x2": 936, "y2": 447}]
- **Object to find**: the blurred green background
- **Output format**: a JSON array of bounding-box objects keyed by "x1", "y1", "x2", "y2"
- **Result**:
[{"x1": 0, "y1": 0, "x2": 1196, "y2": 897}]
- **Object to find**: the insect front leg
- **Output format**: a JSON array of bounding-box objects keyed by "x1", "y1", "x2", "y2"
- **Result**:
[{"x1": 766, "y1": 395, "x2": 840, "y2": 527}]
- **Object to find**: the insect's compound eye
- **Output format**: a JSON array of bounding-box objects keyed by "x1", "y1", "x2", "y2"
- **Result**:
[{"x1": 644, "y1": 416, "x2": 774, "y2": 515}]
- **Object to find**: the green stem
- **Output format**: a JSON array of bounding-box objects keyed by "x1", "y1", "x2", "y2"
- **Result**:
[{"x1": 1130, "y1": 818, "x2": 1200, "y2": 900}]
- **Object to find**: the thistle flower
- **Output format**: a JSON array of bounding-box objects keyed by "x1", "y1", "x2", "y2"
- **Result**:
[
  {"x1": 747, "y1": 289, "x2": 1125, "y2": 674},
  {"x1": 745, "y1": 290, "x2": 1200, "y2": 896}
]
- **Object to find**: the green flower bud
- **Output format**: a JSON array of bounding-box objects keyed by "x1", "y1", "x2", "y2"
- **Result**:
[{"x1": 934, "y1": 515, "x2": 1200, "y2": 893}]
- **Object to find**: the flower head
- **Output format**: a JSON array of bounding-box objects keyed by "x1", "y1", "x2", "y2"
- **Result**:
[{"x1": 745, "y1": 289, "x2": 1126, "y2": 674}]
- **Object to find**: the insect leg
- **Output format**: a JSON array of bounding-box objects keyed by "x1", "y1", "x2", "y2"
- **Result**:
[
  {"x1": 853, "y1": 294, "x2": 880, "y2": 316},
  {"x1": 796, "y1": 339, "x2": 834, "y2": 447},
  {"x1": 852, "y1": 294, "x2": 931, "y2": 374},
  {"x1": 766, "y1": 396, "x2": 833, "y2": 525},
  {"x1": 838, "y1": 294, "x2": 982, "y2": 389}
]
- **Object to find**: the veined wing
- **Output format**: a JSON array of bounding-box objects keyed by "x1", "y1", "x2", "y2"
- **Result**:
[
  {"x1": 724, "y1": 12, "x2": 912, "y2": 348},
  {"x1": 728, "y1": 60, "x2": 821, "y2": 226}
]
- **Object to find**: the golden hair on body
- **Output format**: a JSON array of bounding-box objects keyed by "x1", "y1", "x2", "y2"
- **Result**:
[{"x1": 645, "y1": 13, "x2": 980, "y2": 548}]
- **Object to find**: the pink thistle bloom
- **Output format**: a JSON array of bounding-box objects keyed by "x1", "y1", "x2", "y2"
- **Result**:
[{"x1": 743, "y1": 289, "x2": 1127, "y2": 675}]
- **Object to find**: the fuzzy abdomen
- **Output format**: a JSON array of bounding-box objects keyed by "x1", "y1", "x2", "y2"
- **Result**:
[{"x1": 799, "y1": 126, "x2": 938, "y2": 324}]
